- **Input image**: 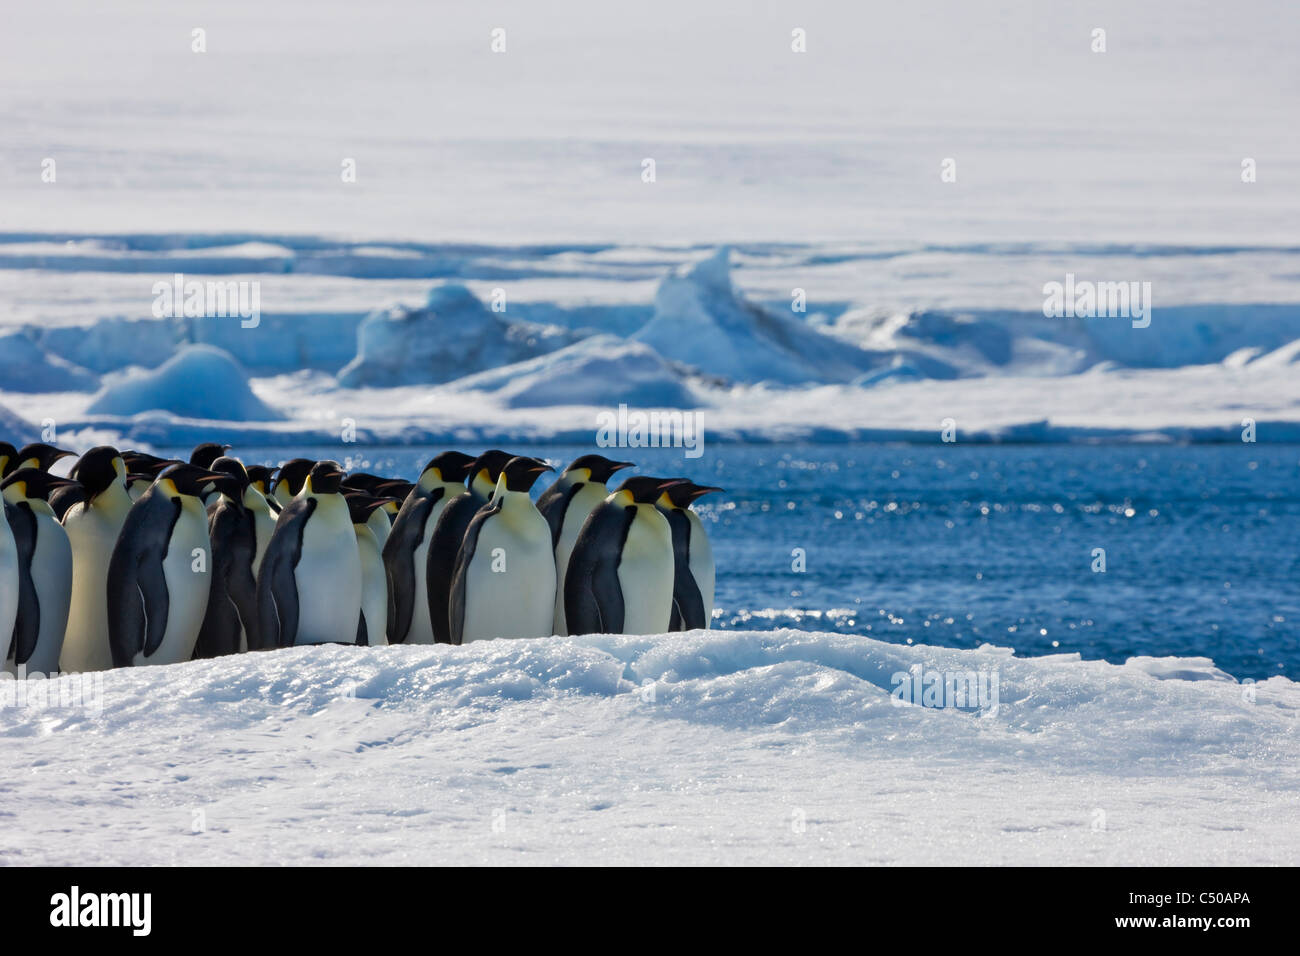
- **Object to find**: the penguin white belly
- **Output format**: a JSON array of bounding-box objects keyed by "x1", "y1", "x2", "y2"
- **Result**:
[
  {"x1": 137, "y1": 510, "x2": 211, "y2": 666},
  {"x1": 552, "y1": 482, "x2": 606, "y2": 636},
  {"x1": 403, "y1": 499, "x2": 450, "y2": 645},
  {"x1": 356, "y1": 527, "x2": 388, "y2": 646},
  {"x1": 617, "y1": 508, "x2": 675, "y2": 635},
  {"x1": 61, "y1": 504, "x2": 125, "y2": 672},
  {"x1": 0, "y1": 515, "x2": 18, "y2": 665},
  {"x1": 461, "y1": 511, "x2": 555, "y2": 643},
  {"x1": 293, "y1": 499, "x2": 361, "y2": 645},
  {"x1": 23, "y1": 515, "x2": 73, "y2": 675},
  {"x1": 686, "y1": 510, "x2": 716, "y2": 628}
]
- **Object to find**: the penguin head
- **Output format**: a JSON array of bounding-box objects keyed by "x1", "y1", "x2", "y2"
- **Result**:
[
  {"x1": 208, "y1": 456, "x2": 250, "y2": 499},
  {"x1": 244, "y1": 465, "x2": 275, "y2": 494},
  {"x1": 376, "y1": 479, "x2": 414, "y2": 502},
  {"x1": 468, "y1": 449, "x2": 515, "y2": 497},
  {"x1": 304, "y1": 460, "x2": 345, "y2": 496},
  {"x1": 563, "y1": 454, "x2": 634, "y2": 485},
  {"x1": 659, "y1": 480, "x2": 725, "y2": 510},
  {"x1": 272, "y1": 458, "x2": 315, "y2": 499},
  {"x1": 1, "y1": 467, "x2": 77, "y2": 503},
  {"x1": 12, "y1": 443, "x2": 75, "y2": 475},
  {"x1": 121, "y1": 450, "x2": 177, "y2": 476},
  {"x1": 422, "y1": 450, "x2": 476, "y2": 486},
  {"x1": 70, "y1": 445, "x2": 127, "y2": 504},
  {"x1": 340, "y1": 472, "x2": 391, "y2": 493},
  {"x1": 344, "y1": 492, "x2": 397, "y2": 525},
  {"x1": 499, "y1": 456, "x2": 554, "y2": 493},
  {"x1": 156, "y1": 463, "x2": 225, "y2": 500},
  {"x1": 0, "y1": 442, "x2": 16, "y2": 477},
  {"x1": 189, "y1": 442, "x2": 232, "y2": 469},
  {"x1": 616, "y1": 476, "x2": 686, "y2": 504}
]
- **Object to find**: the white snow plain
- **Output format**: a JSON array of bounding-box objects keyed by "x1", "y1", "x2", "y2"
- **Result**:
[{"x1": 1, "y1": 630, "x2": 1295, "y2": 866}]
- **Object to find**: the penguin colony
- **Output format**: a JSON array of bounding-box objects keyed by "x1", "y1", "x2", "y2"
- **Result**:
[{"x1": 0, "y1": 441, "x2": 721, "y2": 672}]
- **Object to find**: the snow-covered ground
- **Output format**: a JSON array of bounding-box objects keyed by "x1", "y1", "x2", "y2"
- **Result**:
[{"x1": 1, "y1": 631, "x2": 1294, "y2": 866}]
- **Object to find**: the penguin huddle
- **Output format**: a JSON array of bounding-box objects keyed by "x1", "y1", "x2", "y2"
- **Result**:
[{"x1": 0, "y1": 441, "x2": 721, "y2": 673}]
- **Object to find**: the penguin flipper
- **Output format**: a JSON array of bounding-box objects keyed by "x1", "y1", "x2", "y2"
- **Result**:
[
  {"x1": 381, "y1": 491, "x2": 435, "y2": 644},
  {"x1": 564, "y1": 502, "x2": 632, "y2": 635},
  {"x1": 426, "y1": 495, "x2": 480, "y2": 644},
  {"x1": 256, "y1": 497, "x2": 314, "y2": 649},
  {"x1": 5, "y1": 501, "x2": 39, "y2": 665},
  {"x1": 448, "y1": 499, "x2": 499, "y2": 645},
  {"x1": 107, "y1": 494, "x2": 178, "y2": 666}
]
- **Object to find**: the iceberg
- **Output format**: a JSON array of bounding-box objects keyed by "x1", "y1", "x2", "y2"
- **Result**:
[
  {"x1": 0, "y1": 331, "x2": 100, "y2": 392},
  {"x1": 337, "y1": 283, "x2": 577, "y2": 387},
  {"x1": 634, "y1": 248, "x2": 926, "y2": 385},
  {"x1": 448, "y1": 334, "x2": 700, "y2": 408},
  {"x1": 86, "y1": 345, "x2": 282, "y2": 421}
]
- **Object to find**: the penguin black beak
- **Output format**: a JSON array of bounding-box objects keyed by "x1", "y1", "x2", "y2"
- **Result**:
[{"x1": 685, "y1": 484, "x2": 724, "y2": 505}]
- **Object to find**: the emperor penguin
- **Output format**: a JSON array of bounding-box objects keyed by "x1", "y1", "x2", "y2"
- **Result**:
[
  {"x1": 2, "y1": 469, "x2": 75, "y2": 675},
  {"x1": 4, "y1": 443, "x2": 75, "y2": 477},
  {"x1": 655, "y1": 481, "x2": 723, "y2": 631},
  {"x1": 257, "y1": 460, "x2": 363, "y2": 648},
  {"x1": 449, "y1": 457, "x2": 555, "y2": 644},
  {"x1": 107, "y1": 463, "x2": 223, "y2": 667},
  {"x1": 381, "y1": 450, "x2": 475, "y2": 645},
  {"x1": 424, "y1": 449, "x2": 514, "y2": 643},
  {"x1": 564, "y1": 476, "x2": 681, "y2": 636},
  {"x1": 271, "y1": 458, "x2": 315, "y2": 511},
  {"x1": 0, "y1": 443, "x2": 15, "y2": 478},
  {"x1": 60, "y1": 446, "x2": 135, "y2": 672},
  {"x1": 193, "y1": 459, "x2": 260, "y2": 658},
  {"x1": 347, "y1": 493, "x2": 395, "y2": 647},
  {"x1": 536, "y1": 454, "x2": 634, "y2": 636}
]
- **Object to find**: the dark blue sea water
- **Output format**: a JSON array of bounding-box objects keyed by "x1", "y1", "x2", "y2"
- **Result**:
[{"x1": 194, "y1": 443, "x2": 1300, "y2": 681}]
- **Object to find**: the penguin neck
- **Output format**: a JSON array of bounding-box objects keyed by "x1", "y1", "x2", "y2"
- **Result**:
[
  {"x1": 418, "y1": 469, "x2": 463, "y2": 497},
  {"x1": 560, "y1": 468, "x2": 590, "y2": 491},
  {"x1": 1, "y1": 484, "x2": 24, "y2": 506},
  {"x1": 491, "y1": 480, "x2": 538, "y2": 524},
  {"x1": 366, "y1": 508, "x2": 389, "y2": 535},
  {"x1": 92, "y1": 479, "x2": 134, "y2": 518},
  {"x1": 242, "y1": 486, "x2": 271, "y2": 514},
  {"x1": 305, "y1": 490, "x2": 346, "y2": 519},
  {"x1": 29, "y1": 498, "x2": 56, "y2": 518},
  {"x1": 470, "y1": 471, "x2": 496, "y2": 499}
]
